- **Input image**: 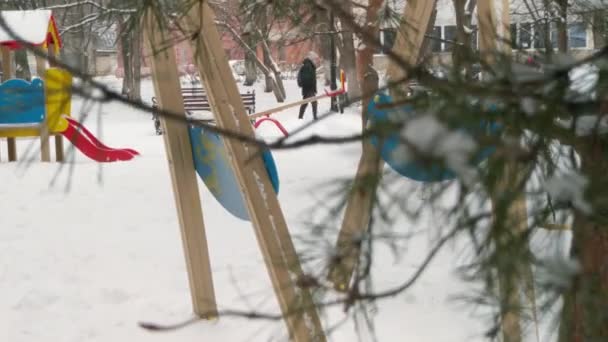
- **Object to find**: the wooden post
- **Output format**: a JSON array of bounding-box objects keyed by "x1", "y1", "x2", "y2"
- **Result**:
[
  {"x1": 47, "y1": 44, "x2": 64, "y2": 162},
  {"x1": 1, "y1": 46, "x2": 17, "y2": 162},
  {"x1": 143, "y1": 14, "x2": 217, "y2": 318},
  {"x1": 478, "y1": 2, "x2": 531, "y2": 342},
  {"x1": 54, "y1": 133, "x2": 64, "y2": 162},
  {"x1": 36, "y1": 47, "x2": 51, "y2": 162},
  {"x1": 386, "y1": 0, "x2": 438, "y2": 95},
  {"x1": 477, "y1": 0, "x2": 499, "y2": 66},
  {"x1": 327, "y1": 0, "x2": 437, "y2": 291},
  {"x1": 181, "y1": 3, "x2": 326, "y2": 341}
]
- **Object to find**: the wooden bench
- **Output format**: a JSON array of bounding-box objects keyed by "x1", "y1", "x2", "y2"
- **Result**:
[{"x1": 151, "y1": 88, "x2": 256, "y2": 134}]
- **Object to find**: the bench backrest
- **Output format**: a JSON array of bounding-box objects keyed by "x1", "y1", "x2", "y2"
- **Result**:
[{"x1": 181, "y1": 88, "x2": 255, "y2": 112}]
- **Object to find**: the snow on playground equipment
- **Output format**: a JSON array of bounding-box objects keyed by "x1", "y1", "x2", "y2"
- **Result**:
[
  {"x1": 0, "y1": 10, "x2": 138, "y2": 162},
  {"x1": 366, "y1": 92, "x2": 499, "y2": 182},
  {"x1": 0, "y1": 10, "x2": 61, "y2": 161},
  {"x1": 144, "y1": 3, "x2": 326, "y2": 341},
  {"x1": 0, "y1": 68, "x2": 139, "y2": 162}
]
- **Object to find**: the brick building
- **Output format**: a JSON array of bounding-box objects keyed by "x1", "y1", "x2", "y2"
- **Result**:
[{"x1": 114, "y1": 20, "x2": 320, "y2": 79}]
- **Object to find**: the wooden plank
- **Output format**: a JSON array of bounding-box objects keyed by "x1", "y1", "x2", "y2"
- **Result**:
[
  {"x1": 36, "y1": 47, "x2": 51, "y2": 162},
  {"x1": 327, "y1": 0, "x2": 437, "y2": 291},
  {"x1": 1, "y1": 47, "x2": 12, "y2": 81},
  {"x1": 143, "y1": 12, "x2": 217, "y2": 318},
  {"x1": 327, "y1": 140, "x2": 383, "y2": 290},
  {"x1": 249, "y1": 93, "x2": 329, "y2": 119},
  {"x1": 477, "y1": 0, "x2": 498, "y2": 62},
  {"x1": 386, "y1": 0, "x2": 437, "y2": 93},
  {"x1": 55, "y1": 135, "x2": 64, "y2": 162},
  {"x1": 2, "y1": 46, "x2": 17, "y2": 162},
  {"x1": 182, "y1": 3, "x2": 326, "y2": 341}
]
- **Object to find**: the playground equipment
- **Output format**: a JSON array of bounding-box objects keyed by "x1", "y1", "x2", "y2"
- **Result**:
[
  {"x1": 0, "y1": 10, "x2": 62, "y2": 161},
  {"x1": 366, "y1": 92, "x2": 499, "y2": 182},
  {"x1": 0, "y1": 10, "x2": 138, "y2": 162},
  {"x1": 144, "y1": 3, "x2": 326, "y2": 341},
  {"x1": 0, "y1": 68, "x2": 139, "y2": 162},
  {"x1": 188, "y1": 125, "x2": 279, "y2": 220}
]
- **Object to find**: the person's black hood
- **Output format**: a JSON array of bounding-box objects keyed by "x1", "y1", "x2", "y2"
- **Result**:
[{"x1": 303, "y1": 58, "x2": 315, "y2": 67}]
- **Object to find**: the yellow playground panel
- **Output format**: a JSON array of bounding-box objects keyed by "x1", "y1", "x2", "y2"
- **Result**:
[{"x1": 0, "y1": 68, "x2": 72, "y2": 138}]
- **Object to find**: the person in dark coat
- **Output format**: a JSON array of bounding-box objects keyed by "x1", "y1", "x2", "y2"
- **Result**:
[{"x1": 297, "y1": 57, "x2": 318, "y2": 120}]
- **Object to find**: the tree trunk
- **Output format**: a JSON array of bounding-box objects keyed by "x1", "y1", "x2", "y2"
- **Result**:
[
  {"x1": 257, "y1": 10, "x2": 274, "y2": 93},
  {"x1": 121, "y1": 26, "x2": 133, "y2": 98},
  {"x1": 262, "y1": 46, "x2": 274, "y2": 93},
  {"x1": 120, "y1": 18, "x2": 142, "y2": 101},
  {"x1": 131, "y1": 23, "x2": 142, "y2": 101},
  {"x1": 14, "y1": 49, "x2": 31, "y2": 81},
  {"x1": 337, "y1": 1, "x2": 361, "y2": 105},
  {"x1": 558, "y1": 212, "x2": 608, "y2": 342},
  {"x1": 316, "y1": 7, "x2": 332, "y2": 86},
  {"x1": 258, "y1": 33, "x2": 285, "y2": 101},
  {"x1": 559, "y1": 71, "x2": 608, "y2": 342},
  {"x1": 244, "y1": 33, "x2": 257, "y2": 86},
  {"x1": 453, "y1": 0, "x2": 474, "y2": 79},
  {"x1": 555, "y1": 0, "x2": 568, "y2": 53},
  {"x1": 592, "y1": 10, "x2": 606, "y2": 49}
]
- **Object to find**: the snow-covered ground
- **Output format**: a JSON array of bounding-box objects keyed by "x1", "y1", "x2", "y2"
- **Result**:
[{"x1": 0, "y1": 77, "x2": 565, "y2": 342}]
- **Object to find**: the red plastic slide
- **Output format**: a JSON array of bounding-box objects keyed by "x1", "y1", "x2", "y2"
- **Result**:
[
  {"x1": 61, "y1": 119, "x2": 138, "y2": 162},
  {"x1": 65, "y1": 117, "x2": 139, "y2": 156}
]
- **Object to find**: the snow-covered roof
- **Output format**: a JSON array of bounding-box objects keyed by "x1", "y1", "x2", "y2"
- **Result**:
[{"x1": 0, "y1": 10, "x2": 62, "y2": 53}]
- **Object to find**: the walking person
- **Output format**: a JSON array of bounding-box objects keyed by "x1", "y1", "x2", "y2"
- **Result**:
[{"x1": 297, "y1": 57, "x2": 318, "y2": 120}]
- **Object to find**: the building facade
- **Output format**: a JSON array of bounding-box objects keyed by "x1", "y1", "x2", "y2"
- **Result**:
[{"x1": 372, "y1": 0, "x2": 603, "y2": 71}]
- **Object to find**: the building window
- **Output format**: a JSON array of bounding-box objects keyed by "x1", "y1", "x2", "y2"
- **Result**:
[
  {"x1": 382, "y1": 28, "x2": 397, "y2": 53},
  {"x1": 569, "y1": 22, "x2": 587, "y2": 48},
  {"x1": 431, "y1": 26, "x2": 442, "y2": 52},
  {"x1": 520, "y1": 23, "x2": 532, "y2": 49},
  {"x1": 375, "y1": 30, "x2": 382, "y2": 54},
  {"x1": 278, "y1": 45, "x2": 286, "y2": 62},
  {"x1": 444, "y1": 25, "x2": 457, "y2": 51}
]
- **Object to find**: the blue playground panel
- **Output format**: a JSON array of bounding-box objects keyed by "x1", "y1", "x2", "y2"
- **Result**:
[
  {"x1": 367, "y1": 92, "x2": 498, "y2": 182},
  {"x1": 188, "y1": 125, "x2": 279, "y2": 221},
  {"x1": 0, "y1": 78, "x2": 45, "y2": 126}
]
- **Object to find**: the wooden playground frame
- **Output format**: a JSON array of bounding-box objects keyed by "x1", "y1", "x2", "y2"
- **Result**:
[
  {"x1": 143, "y1": 3, "x2": 325, "y2": 341},
  {"x1": 142, "y1": 1, "x2": 527, "y2": 341},
  {"x1": 0, "y1": 11, "x2": 64, "y2": 162}
]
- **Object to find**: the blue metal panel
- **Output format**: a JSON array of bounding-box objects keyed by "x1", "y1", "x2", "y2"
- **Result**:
[
  {"x1": 0, "y1": 78, "x2": 45, "y2": 126},
  {"x1": 367, "y1": 92, "x2": 498, "y2": 182},
  {"x1": 189, "y1": 125, "x2": 279, "y2": 221}
]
